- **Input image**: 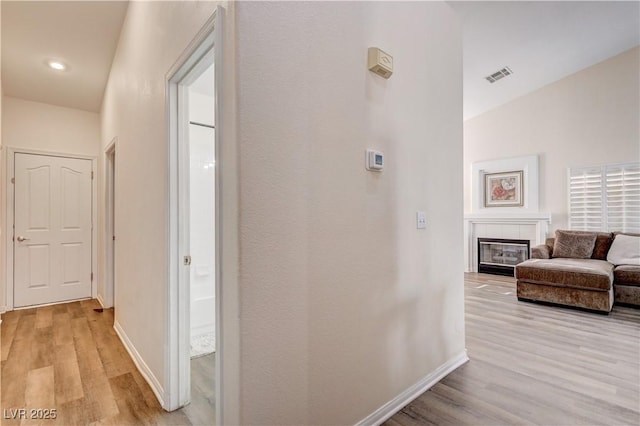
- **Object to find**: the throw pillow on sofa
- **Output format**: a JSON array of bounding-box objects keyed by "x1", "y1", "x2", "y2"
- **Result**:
[
  {"x1": 607, "y1": 234, "x2": 640, "y2": 266},
  {"x1": 552, "y1": 230, "x2": 597, "y2": 259}
]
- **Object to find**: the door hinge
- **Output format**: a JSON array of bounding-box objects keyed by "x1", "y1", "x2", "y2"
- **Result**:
[
  {"x1": 113, "y1": 235, "x2": 116, "y2": 241},
  {"x1": 11, "y1": 177, "x2": 15, "y2": 184},
  {"x1": 91, "y1": 272, "x2": 94, "y2": 281},
  {"x1": 91, "y1": 171, "x2": 94, "y2": 180},
  {"x1": 184, "y1": 255, "x2": 192, "y2": 266}
]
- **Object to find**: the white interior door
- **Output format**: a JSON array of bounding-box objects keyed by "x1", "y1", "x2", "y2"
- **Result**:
[{"x1": 14, "y1": 153, "x2": 93, "y2": 308}]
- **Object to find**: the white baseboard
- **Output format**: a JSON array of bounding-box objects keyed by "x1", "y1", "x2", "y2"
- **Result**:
[
  {"x1": 113, "y1": 320, "x2": 166, "y2": 408},
  {"x1": 355, "y1": 350, "x2": 469, "y2": 426},
  {"x1": 0, "y1": 305, "x2": 6, "y2": 314},
  {"x1": 96, "y1": 294, "x2": 106, "y2": 309}
]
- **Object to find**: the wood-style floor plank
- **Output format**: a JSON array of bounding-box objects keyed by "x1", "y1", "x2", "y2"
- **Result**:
[
  {"x1": 1, "y1": 299, "x2": 215, "y2": 425},
  {"x1": 53, "y1": 343, "x2": 83, "y2": 405},
  {"x1": 23, "y1": 365, "x2": 55, "y2": 426},
  {"x1": 34, "y1": 306, "x2": 54, "y2": 329},
  {"x1": 52, "y1": 311, "x2": 73, "y2": 347},
  {"x1": 386, "y1": 273, "x2": 640, "y2": 426},
  {"x1": 29, "y1": 327, "x2": 54, "y2": 371},
  {"x1": 1, "y1": 313, "x2": 20, "y2": 362}
]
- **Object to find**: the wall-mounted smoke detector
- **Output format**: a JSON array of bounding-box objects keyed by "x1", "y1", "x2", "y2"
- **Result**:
[{"x1": 485, "y1": 67, "x2": 513, "y2": 83}]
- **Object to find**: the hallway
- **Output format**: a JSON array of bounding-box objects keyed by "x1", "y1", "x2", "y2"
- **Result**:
[{"x1": 1, "y1": 299, "x2": 214, "y2": 425}]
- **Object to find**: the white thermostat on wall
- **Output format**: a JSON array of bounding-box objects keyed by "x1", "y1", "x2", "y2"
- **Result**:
[{"x1": 366, "y1": 149, "x2": 384, "y2": 171}]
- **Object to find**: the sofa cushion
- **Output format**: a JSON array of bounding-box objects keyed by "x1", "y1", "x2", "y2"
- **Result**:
[
  {"x1": 590, "y1": 232, "x2": 615, "y2": 260},
  {"x1": 518, "y1": 281, "x2": 613, "y2": 312},
  {"x1": 614, "y1": 284, "x2": 640, "y2": 307},
  {"x1": 544, "y1": 232, "x2": 613, "y2": 260},
  {"x1": 614, "y1": 231, "x2": 640, "y2": 237},
  {"x1": 614, "y1": 265, "x2": 640, "y2": 287},
  {"x1": 531, "y1": 244, "x2": 551, "y2": 259},
  {"x1": 607, "y1": 234, "x2": 640, "y2": 266},
  {"x1": 552, "y1": 230, "x2": 597, "y2": 259},
  {"x1": 515, "y1": 258, "x2": 614, "y2": 291}
]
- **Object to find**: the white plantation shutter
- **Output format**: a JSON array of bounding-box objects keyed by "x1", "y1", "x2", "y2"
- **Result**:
[
  {"x1": 606, "y1": 163, "x2": 640, "y2": 233},
  {"x1": 569, "y1": 162, "x2": 640, "y2": 233},
  {"x1": 569, "y1": 167, "x2": 604, "y2": 231}
]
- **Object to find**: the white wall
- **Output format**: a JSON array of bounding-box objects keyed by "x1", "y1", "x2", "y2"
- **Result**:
[
  {"x1": 235, "y1": 2, "x2": 464, "y2": 424},
  {"x1": 1, "y1": 96, "x2": 100, "y2": 156},
  {"x1": 0, "y1": 7, "x2": 4, "y2": 313},
  {"x1": 464, "y1": 46, "x2": 640, "y2": 232},
  {"x1": 0, "y1": 96, "x2": 100, "y2": 311},
  {"x1": 98, "y1": 0, "x2": 237, "y2": 414},
  {"x1": 100, "y1": 1, "x2": 464, "y2": 423}
]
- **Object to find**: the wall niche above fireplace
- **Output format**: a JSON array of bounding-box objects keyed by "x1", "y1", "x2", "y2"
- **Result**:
[{"x1": 471, "y1": 154, "x2": 539, "y2": 214}]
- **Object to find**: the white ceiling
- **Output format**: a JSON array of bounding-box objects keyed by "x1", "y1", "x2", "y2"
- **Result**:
[
  {"x1": 2, "y1": 2, "x2": 638, "y2": 118},
  {"x1": 449, "y1": 1, "x2": 640, "y2": 120},
  {"x1": 1, "y1": 1, "x2": 128, "y2": 113}
]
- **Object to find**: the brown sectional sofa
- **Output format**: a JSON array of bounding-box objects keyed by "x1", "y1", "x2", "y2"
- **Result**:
[{"x1": 515, "y1": 231, "x2": 640, "y2": 313}]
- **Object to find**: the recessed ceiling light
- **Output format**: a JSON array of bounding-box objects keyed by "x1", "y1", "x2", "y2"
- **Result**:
[{"x1": 48, "y1": 61, "x2": 67, "y2": 71}]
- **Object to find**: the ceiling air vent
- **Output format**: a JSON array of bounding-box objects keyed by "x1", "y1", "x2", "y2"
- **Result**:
[{"x1": 485, "y1": 67, "x2": 513, "y2": 83}]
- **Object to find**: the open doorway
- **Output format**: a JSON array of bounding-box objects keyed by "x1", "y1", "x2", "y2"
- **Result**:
[
  {"x1": 104, "y1": 138, "x2": 116, "y2": 309},
  {"x1": 188, "y1": 64, "x2": 216, "y2": 361},
  {"x1": 176, "y1": 51, "x2": 216, "y2": 419},
  {"x1": 184, "y1": 62, "x2": 217, "y2": 423},
  {"x1": 167, "y1": 8, "x2": 221, "y2": 422}
]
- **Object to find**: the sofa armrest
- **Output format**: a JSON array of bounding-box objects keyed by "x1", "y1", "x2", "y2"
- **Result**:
[{"x1": 531, "y1": 244, "x2": 551, "y2": 259}]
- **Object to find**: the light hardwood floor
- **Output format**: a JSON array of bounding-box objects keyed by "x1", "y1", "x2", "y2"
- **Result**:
[
  {"x1": 1, "y1": 299, "x2": 215, "y2": 425},
  {"x1": 2, "y1": 275, "x2": 638, "y2": 425},
  {"x1": 386, "y1": 273, "x2": 640, "y2": 426}
]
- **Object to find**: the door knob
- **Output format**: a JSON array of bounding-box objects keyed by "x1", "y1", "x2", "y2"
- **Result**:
[{"x1": 16, "y1": 236, "x2": 30, "y2": 242}]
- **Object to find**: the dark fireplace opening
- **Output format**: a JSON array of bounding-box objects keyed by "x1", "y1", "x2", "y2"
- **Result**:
[{"x1": 478, "y1": 238, "x2": 530, "y2": 276}]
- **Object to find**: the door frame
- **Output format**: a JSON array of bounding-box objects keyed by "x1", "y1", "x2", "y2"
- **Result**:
[
  {"x1": 4, "y1": 147, "x2": 98, "y2": 311},
  {"x1": 102, "y1": 138, "x2": 117, "y2": 308},
  {"x1": 166, "y1": 5, "x2": 226, "y2": 420}
]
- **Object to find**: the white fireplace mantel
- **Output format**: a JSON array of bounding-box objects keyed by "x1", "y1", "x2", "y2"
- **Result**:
[
  {"x1": 464, "y1": 212, "x2": 552, "y2": 223},
  {"x1": 464, "y1": 212, "x2": 552, "y2": 272}
]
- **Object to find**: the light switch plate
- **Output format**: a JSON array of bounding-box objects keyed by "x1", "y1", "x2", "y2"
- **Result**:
[{"x1": 416, "y1": 211, "x2": 426, "y2": 229}]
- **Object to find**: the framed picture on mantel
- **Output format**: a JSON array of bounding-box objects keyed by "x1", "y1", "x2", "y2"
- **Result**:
[{"x1": 484, "y1": 170, "x2": 524, "y2": 207}]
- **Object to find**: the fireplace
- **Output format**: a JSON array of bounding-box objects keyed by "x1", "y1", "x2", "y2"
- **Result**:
[
  {"x1": 477, "y1": 238, "x2": 530, "y2": 276},
  {"x1": 463, "y1": 213, "x2": 551, "y2": 272}
]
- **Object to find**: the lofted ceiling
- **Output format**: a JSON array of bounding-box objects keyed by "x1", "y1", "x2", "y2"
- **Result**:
[
  {"x1": 449, "y1": 1, "x2": 640, "y2": 121},
  {"x1": 1, "y1": 1, "x2": 129, "y2": 113},
  {"x1": 1, "y1": 2, "x2": 638, "y2": 118}
]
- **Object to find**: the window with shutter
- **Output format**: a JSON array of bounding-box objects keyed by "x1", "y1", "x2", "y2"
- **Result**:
[
  {"x1": 569, "y1": 162, "x2": 640, "y2": 233},
  {"x1": 606, "y1": 163, "x2": 640, "y2": 233},
  {"x1": 569, "y1": 166, "x2": 604, "y2": 231}
]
